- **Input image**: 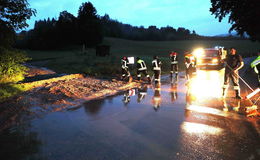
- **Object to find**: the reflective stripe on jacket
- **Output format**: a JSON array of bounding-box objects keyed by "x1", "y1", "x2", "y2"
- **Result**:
[
  {"x1": 121, "y1": 59, "x2": 128, "y2": 69},
  {"x1": 251, "y1": 56, "x2": 260, "y2": 68},
  {"x1": 170, "y1": 55, "x2": 178, "y2": 64},
  {"x1": 152, "y1": 59, "x2": 161, "y2": 71},
  {"x1": 137, "y1": 59, "x2": 147, "y2": 70}
]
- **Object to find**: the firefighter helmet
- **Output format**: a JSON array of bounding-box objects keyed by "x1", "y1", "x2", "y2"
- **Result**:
[
  {"x1": 185, "y1": 53, "x2": 193, "y2": 58},
  {"x1": 185, "y1": 53, "x2": 195, "y2": 63},
  {"x1": 170, "y1": 51, "x2": 177, "y2": 56}
]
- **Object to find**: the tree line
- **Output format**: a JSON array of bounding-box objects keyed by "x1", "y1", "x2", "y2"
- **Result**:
[
  {"x1": 100, "y1": 13, "x2": 197, "y2": 41},
  {"x1": 16, "y1": 2, "x2": 103, "y2": 50},
  {"x1": 15, "y1": 2, "x2": 244, "y2": 50},
  {"x1": 15, "y1": 2, "x2": 197, "y2": 50}
]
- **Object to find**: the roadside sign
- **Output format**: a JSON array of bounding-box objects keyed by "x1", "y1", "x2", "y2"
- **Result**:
[{"x1": 128, "y1": 57, "x2": 135, "y2": 64}]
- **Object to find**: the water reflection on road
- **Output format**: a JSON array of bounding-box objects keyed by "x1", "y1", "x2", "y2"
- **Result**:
[{"x1": 0, "y1": 70, "x2": 259, "y2": 160}]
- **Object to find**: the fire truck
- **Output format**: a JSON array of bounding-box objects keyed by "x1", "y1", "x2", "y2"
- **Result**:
[{"x1": 192, "y1": 47, "x2": 227, "y2": 69}]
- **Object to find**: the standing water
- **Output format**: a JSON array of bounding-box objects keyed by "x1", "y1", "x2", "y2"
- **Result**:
[{"x1": 0, "y1": 71, "x2": 259, "y2": 160}]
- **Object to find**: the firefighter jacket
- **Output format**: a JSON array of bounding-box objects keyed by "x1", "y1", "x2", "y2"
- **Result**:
[
  {"x1": 121, "y1": 59, "x2": 129, "y2": 69},
  {"x1": 137, "y1": 59, "x2": 147, "y2": 71},
  {"x1": 170, "y1": 54, "x2": 178, "y2": 64},
  {"x1": 251, "y1": 56, "x2": 260, "y2": 74},
  {"x1": 152, "y1": 59, "x2": 162, "y2": 71},
  {"x1": 225, "y1": 54, "x2": 243, "y2": 71}
]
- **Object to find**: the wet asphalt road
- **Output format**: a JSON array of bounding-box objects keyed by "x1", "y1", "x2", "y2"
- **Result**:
[{"x1": 0, "y1": 70, "x2": 259, "y2": 160}]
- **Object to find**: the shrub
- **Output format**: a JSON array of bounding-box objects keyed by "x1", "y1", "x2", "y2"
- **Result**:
[{"x1": 0, "y1": 47, "x2": 30, "y2": 83}]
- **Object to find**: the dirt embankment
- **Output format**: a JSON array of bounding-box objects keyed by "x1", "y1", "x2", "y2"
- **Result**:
[{"x1": 0, "y1": 65, "x2": 139, "y2": 131}]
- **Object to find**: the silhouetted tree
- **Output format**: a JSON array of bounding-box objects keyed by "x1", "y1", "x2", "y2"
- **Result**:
[
  {"x1": 161, "y1": 26, "x2": 177, "y2": 40},
  {"x1": 0, "y1": 0, "x2": 34, "y2": 83},
  {"x1": 57, "y1": 11, "x2": 77, "y2": 45},
  {"x1": 0, "y1": 0, "x2": 36, "y2": 47},
  {"x1": 77, "y1": 2, "x2": 103, "y2": 48},
  {"x1": 0, "y1": 21, "x2": 15, "y2": 48},
  {"x1": 99, "y1": 14, "x2": 198, "y2": 41},
  {"x1": 0, "y1": 0, "x2": 36, "y2": 30},
  {"x1": 210, "y1": 0, "x2": 260, "y2": 41},
  {"x1": 28, "y1": 18, "x2": 59, "y2": 49}
]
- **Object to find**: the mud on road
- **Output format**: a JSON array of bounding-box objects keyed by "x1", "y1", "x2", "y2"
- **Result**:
[{"x1": 0, "y1": 66, "x2": 139, "y2": 131}]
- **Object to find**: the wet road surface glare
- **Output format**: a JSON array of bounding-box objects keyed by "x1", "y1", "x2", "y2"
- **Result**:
[{"x1": 0, "y1": 70, "x2": 259, "y2": 160}]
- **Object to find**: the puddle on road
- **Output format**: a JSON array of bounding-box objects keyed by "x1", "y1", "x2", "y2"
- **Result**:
[
  {"x1": 81, "y1": 82, "x2": 186, "y2": 121},
  {"x1": 1, "y1": 72, "x2": 259, "y2": 160}
]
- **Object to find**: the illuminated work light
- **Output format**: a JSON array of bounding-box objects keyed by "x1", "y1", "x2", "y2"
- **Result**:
[
  {"x1": 212, "y1": 58, "x2": 218, "y2": 63},
  {"x1": 192, "y1": 48, "x2": 204, "y2": 58}
]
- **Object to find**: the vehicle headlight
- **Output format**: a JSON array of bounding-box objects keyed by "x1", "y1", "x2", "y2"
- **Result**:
[
  {"x1": 212, "y1": 58, "x2": 218, "y2": 63},
  {"x1": 192, "y1": 48, "x2": 204, "y2": 58}
]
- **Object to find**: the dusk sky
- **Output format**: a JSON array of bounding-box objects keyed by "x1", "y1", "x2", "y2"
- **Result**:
[{"x1": 27, "y1": 0, "x2": 232, "y2": 36}]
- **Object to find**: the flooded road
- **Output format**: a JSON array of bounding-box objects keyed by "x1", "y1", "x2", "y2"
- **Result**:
[{"x1": 1, "y1": 70, "x2": 259, "y2": 160}]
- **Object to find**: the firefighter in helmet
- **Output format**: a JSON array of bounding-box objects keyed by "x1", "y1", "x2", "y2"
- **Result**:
[
  {"x1": 152, "y1": 55, "x2": 162, "y2": 86},
  {"x1": 184, "y1": 53, "x2": 196, "y2": 81},
  {"x1": 169, "y1": 51, "x2": 178, "y2": 80},
  {"x1": 251, "y1": 50, "x2": 260, "y2": 87},
  {"x1": 222, "y1": 47, "x2": 244, "y2": 99},
  {"x1": 136, "y1": 57, "x2": 151, "y2": 82},
  {"x1": 121, "y1": 56, "x2": 130, "y2": 81}
]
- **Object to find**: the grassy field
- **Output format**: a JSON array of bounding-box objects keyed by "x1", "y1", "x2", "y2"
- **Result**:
[
  {"x1": 2, "y1": 38, "x2": 259, "y2": 101},
  {"x1": 102, "y1": 38, "x2": 260, "y2": 56},
  {"x1": 25, "y1": 37, "x2": 260, "y2": 76}
]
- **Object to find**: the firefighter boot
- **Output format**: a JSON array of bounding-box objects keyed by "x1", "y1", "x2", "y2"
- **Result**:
[{"x1": 235, "y1": 90, "x2": 242, "y2": 99}]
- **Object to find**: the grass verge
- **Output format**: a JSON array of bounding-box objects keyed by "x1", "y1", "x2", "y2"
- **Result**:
[{"x1": 0, "y1": 83, "x2": 33, "y2": 102}]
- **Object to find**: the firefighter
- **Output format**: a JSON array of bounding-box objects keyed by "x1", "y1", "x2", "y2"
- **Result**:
[
  {"x1": 137, "y1": 85, "x2": 148, "y2": 103},
  {"x1": 251, "y1": 51, "x2": 260, "y2": 87},
  {"x1": 152, "y1": 87, "x2": 161, "y2": 111},
  {"x1": 184, "y1": 53, "x2": 196, "y2": 81},
  {"x1": 169, "y1": 51, "x2": 178, "y2": 79},
  {"x1": 136, "y1": 57, "x2": 151, "y2": 82},
  {"x1": 121, "y1": 56, "x2": 130, "y2": 81},
  {"x1": 222, "y1": 47, "x2": 244, "y2": 99},
  {"x1": 152, "y1": 56, "x2": 162, "y2": 86}
]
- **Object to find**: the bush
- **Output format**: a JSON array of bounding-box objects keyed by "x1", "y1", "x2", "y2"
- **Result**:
[{"x1": 0, "y1": 47, "x2": 30, "y2": 83}]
